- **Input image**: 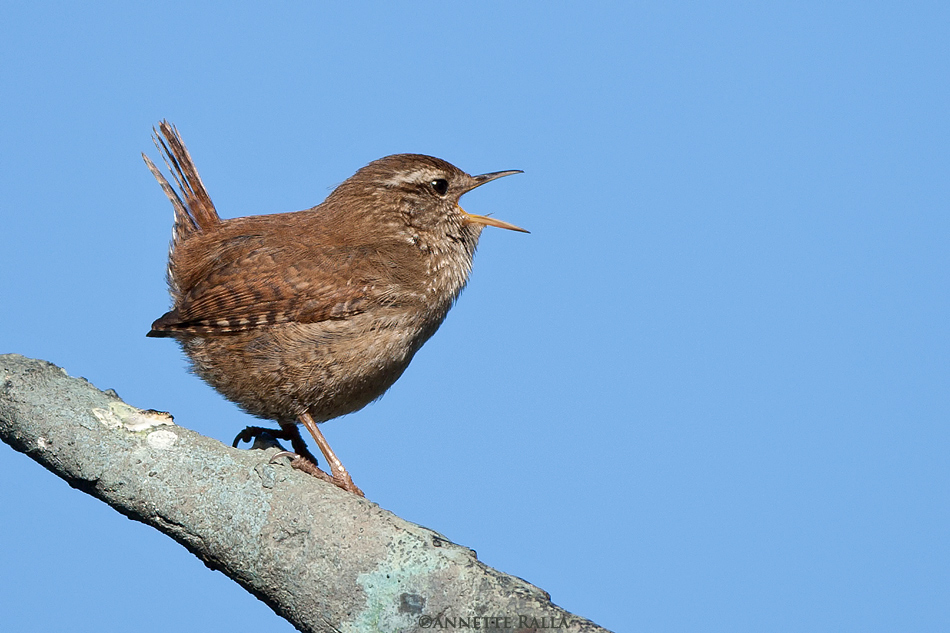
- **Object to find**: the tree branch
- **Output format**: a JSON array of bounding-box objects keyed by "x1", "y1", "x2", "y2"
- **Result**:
[{"x1": 0, "y1": 354, "x2": 610, "y2": 633}]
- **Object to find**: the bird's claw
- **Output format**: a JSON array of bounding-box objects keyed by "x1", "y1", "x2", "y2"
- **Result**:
[{"x1": 279, "y1": 453, "x2": 364, "y2": 496}]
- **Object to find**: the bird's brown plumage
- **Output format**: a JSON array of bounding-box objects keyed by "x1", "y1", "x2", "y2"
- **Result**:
[{"x1": 144, "y1": 121, "x2": 524, "y2": 494}]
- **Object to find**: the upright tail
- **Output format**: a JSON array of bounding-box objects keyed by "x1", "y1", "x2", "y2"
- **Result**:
[{"x1": 143, "y1": 121, "x2": 221, "y2": 248}]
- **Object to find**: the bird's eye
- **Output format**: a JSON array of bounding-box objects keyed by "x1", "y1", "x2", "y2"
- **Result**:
[{"x1": 430, "y1": 179, "x2": 449, "y2": 196}]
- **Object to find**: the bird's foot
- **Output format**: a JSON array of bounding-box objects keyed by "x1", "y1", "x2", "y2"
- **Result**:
[
  {"x1": 234, "y1": 425, "x2": 320, "y2": 465},
  {"x1": 271, "y1": 451, "x2": 364, "y2": 496},
  {"x1": 233, "y1": 426, "x2": 284, "y2": 450},
  {"x1": 295, "y1": 412, "x2": 365, "y2": 496}
]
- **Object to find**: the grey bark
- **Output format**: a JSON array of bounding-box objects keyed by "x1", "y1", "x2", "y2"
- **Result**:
[{"x1": 0, "y1": 354, "x2": 610, "y2": 633}]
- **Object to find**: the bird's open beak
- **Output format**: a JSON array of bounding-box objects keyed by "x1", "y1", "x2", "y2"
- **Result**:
[
  {"x1": 461, "y1": 211, "x2": 529, "y2": 233},
  {"x1": 460, "y1": 169, "x2": 529, "y2": 233},
  {"x1": 471, "y1": 169, "x2": 524, "y2": 186}
]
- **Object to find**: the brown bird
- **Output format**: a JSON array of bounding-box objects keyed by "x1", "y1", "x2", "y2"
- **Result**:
[{"x1": 144, "y1": 122, "x2": 526, "y2": 496}]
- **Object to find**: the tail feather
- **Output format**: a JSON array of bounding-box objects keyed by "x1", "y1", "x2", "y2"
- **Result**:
[{"x1": 143, "y1": 121, "x2": 220, "y2": 246}]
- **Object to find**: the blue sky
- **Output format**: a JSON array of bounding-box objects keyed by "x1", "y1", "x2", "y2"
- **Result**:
[{"x1": 1, "y1": 3, "x2": 948, "y2": 632}]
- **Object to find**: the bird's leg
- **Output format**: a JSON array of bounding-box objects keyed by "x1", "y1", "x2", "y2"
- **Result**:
[
  {"x1": 277, "y1": 420, "x2": 321, "y2": 465},
  {"x1": 296, "y1": 411, "x2": 364, "y2": 496}
]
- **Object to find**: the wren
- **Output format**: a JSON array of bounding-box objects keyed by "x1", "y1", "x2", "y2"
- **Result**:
[{"x1": 144, "y1": 122, "x2": 526, "y2": 496}]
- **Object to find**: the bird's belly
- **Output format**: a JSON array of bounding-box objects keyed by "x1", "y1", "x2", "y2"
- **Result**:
[{"x1": 180, "y1": 310, "x2": 441, "y2": 423}]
